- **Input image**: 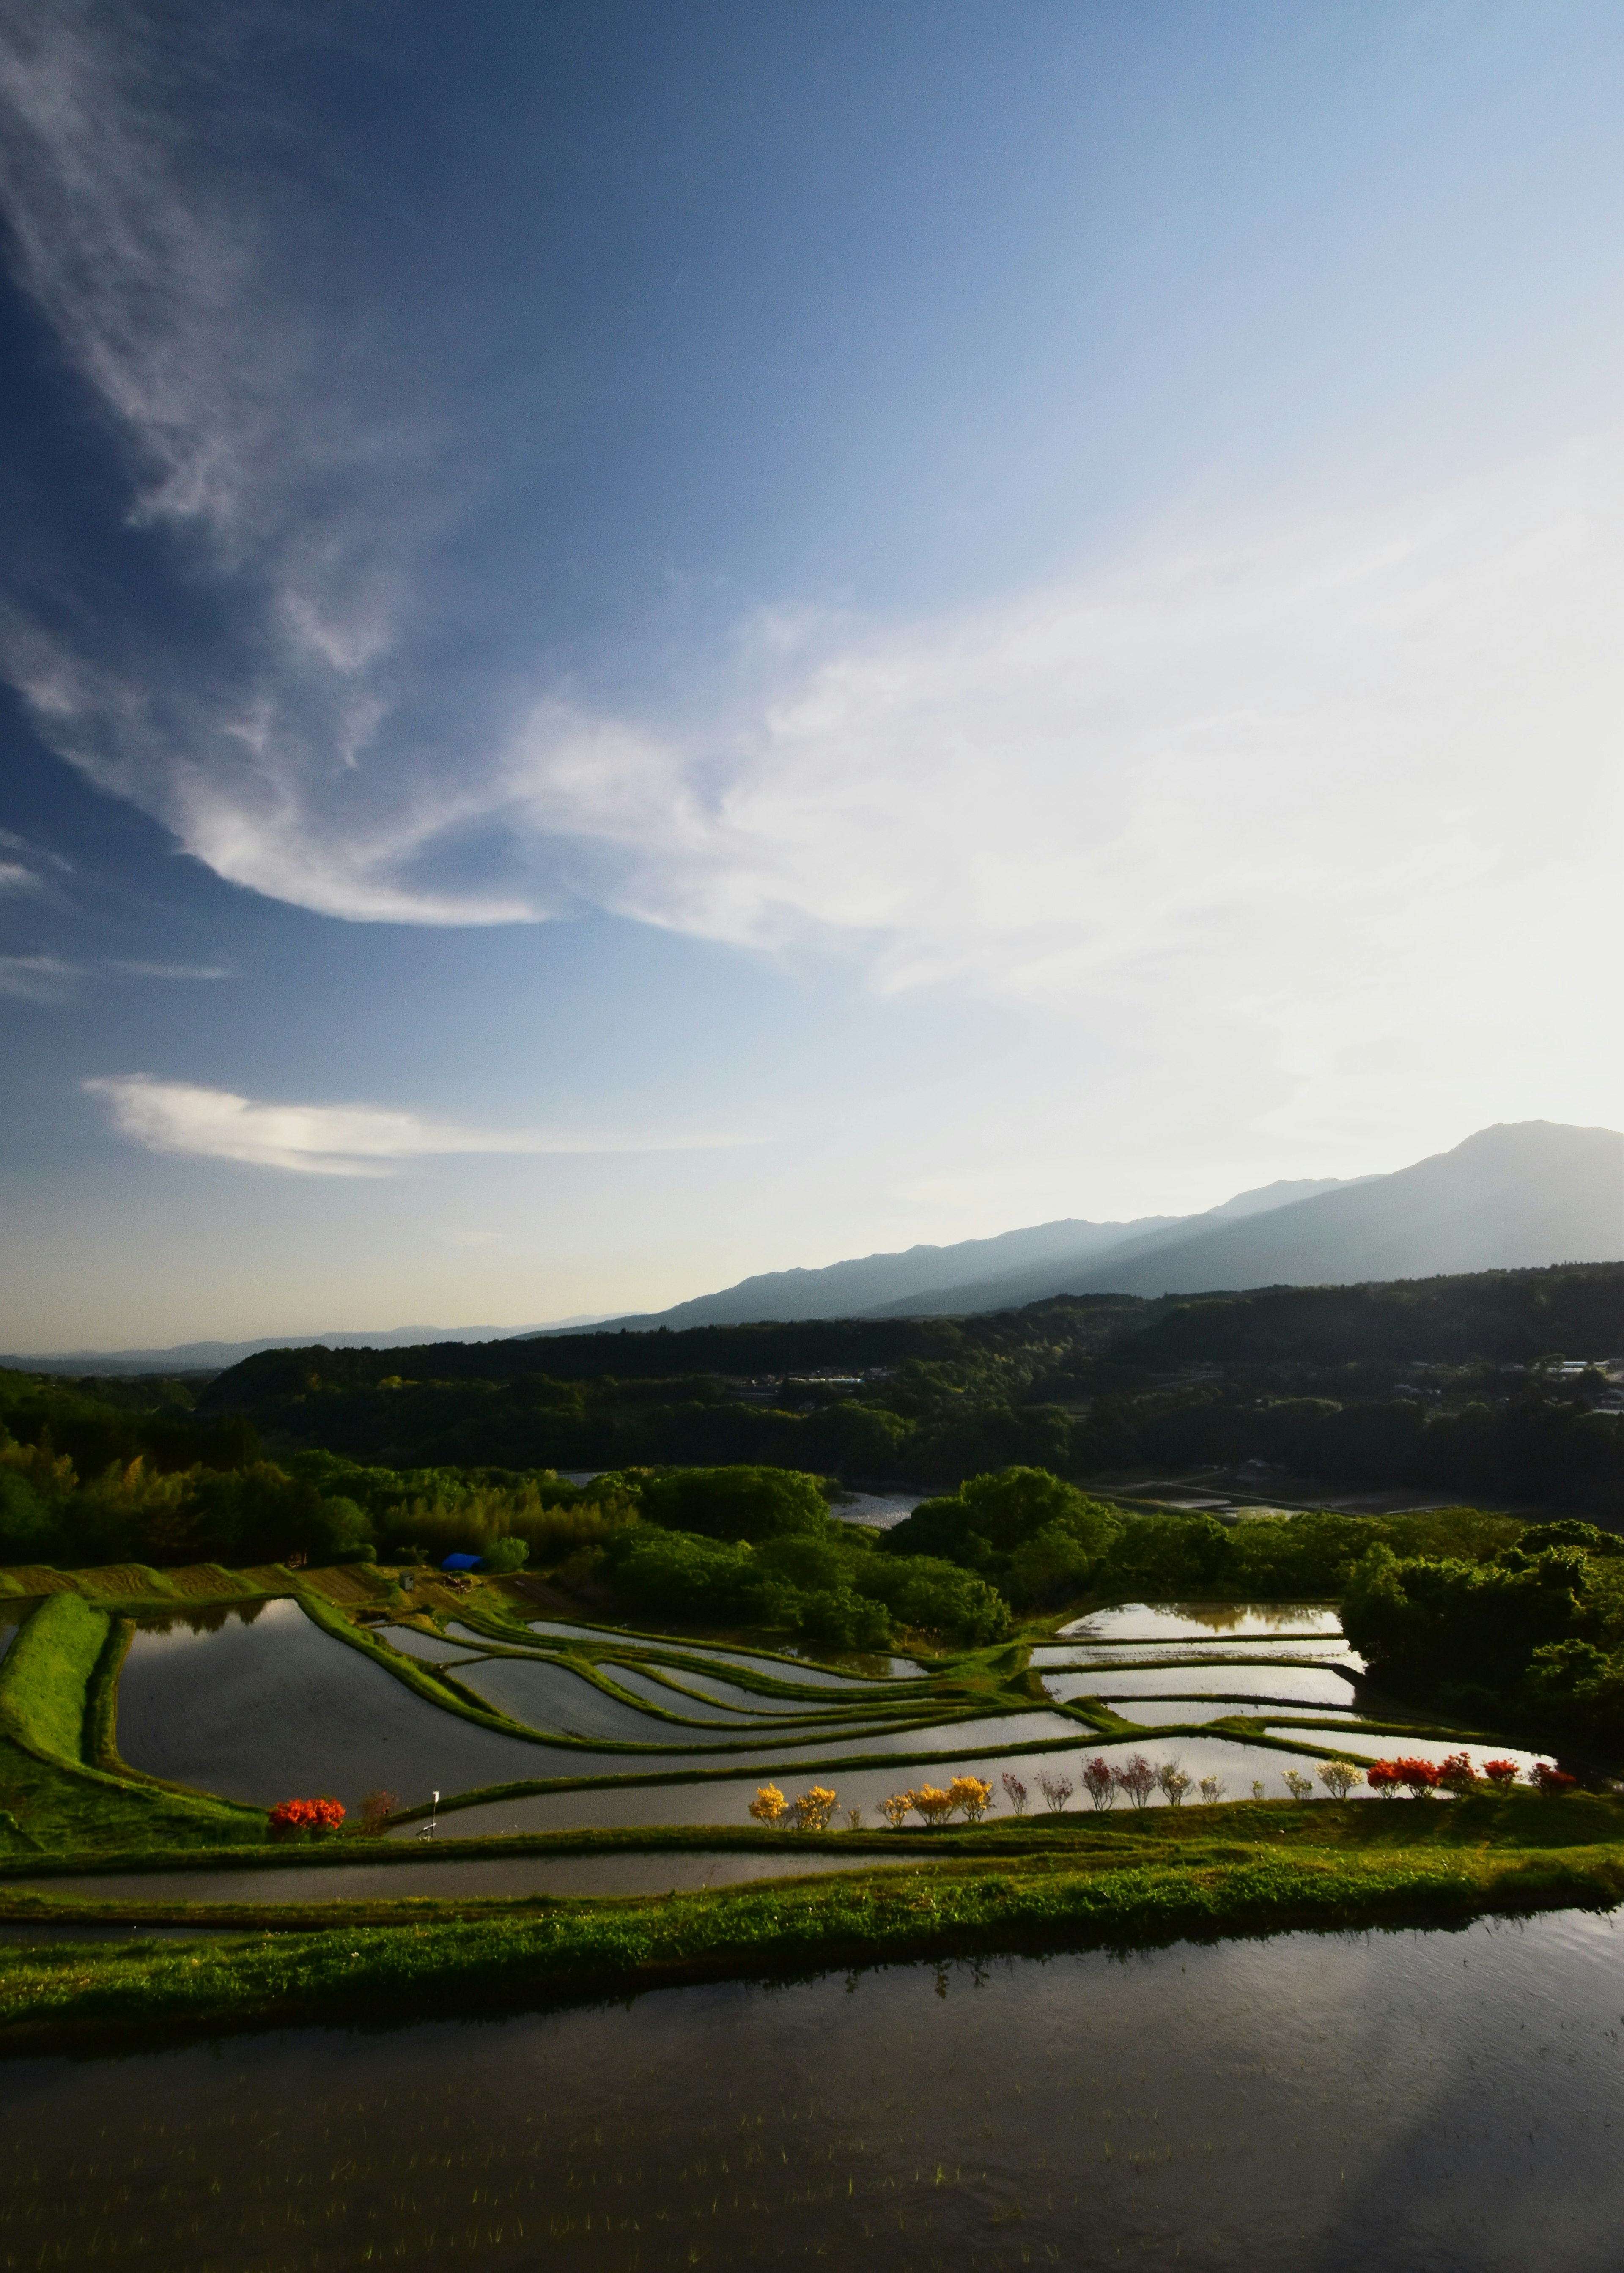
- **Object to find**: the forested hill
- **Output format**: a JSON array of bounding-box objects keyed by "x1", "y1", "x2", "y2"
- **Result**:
[
  {"x1": 1122, "y1": 1264, "x2": 1624, "y2": 1367},
  {"x1": 201, "y1": 1294, "x2": 1155, "y2": 1401},
  {"x1": 200, "y1": 1263, "x2": 1623, "y2": 1414},
  {"x1": 172, "y1": 1264, "x2": 1624, "y2": 1516}
]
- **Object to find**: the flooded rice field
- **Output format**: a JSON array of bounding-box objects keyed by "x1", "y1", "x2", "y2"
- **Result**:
[
  {"x1": 12, "y1": 1848, "x2": 924, "y2": 1906},
  {"x1": 1030, "y1": 1638, "x2": 1362, "y2": 1667},
  {"x1": 1048, "y1": 1664, "x2": 1359, "y2": 1708},
  {"x1": 1060, "y1": 1601, "x2": 1346, "y2": 1642},
  {"x1": 1253, "y1": 1728, "x2": 1551, "y2": 1775},
  {"x1": 1097, "y1": 1697, "x2": 1366, "y2": 1727},
  {"x1": 449, "y1": 1656, "x2": 795, "y2": 1744},
  {"x1": 116, "y1": 1601, "x2": 620, "y2": 1807},
  {"x1": 411, "y1": 1733, "x2": 1350, "y2": 1835},
  {"x1": 110, "y1": 1595, "x2": 1507, "y2": 1827},
  {"x1": 7, "y1": 1907, "x2": 1622, "y2": 2270},
  {"x1": 374, "y1": 1623, "x2": 486, "y2": 1664},
  {"x1": 603, "y1": 1663, "x2": 853, "y2": 1719}
]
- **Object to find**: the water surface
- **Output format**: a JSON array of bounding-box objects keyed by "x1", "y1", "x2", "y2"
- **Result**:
[
  {"x1": 416, "y1": 1733, "x2": 1342, "y2": 1834},
  {"x1": 5, "y1": 1910, "x2": 1622, "y2": 2268},
  {"x1": 11, "y1": 1848, "x2": 922, "y2": 1904},
  {"x1": 1060, "y1": 1601, "x2": 1345, "y2": 1642},
  {"x1": 1048, "y1": 1664, "x2": 1358, "y2": 1708}
]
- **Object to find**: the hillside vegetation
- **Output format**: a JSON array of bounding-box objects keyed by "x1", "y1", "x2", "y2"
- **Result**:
[{"x1": 184, "y1": 1263, "x2": 1623, "y2": 1514}]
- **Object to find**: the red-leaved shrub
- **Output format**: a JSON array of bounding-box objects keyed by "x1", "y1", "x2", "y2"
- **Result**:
[
  {"x1": 1482, "y1": 1758, "x2": 1520, "y2": 1790},
  {"x1": 268, "y1": 1796, "x2": 346, "y2": 1839},
  {"x1": 1529, "y1": 1761, "x2": 1578, "y2": 1796},
  {"x1": 1367, "y1": 1757, "x2": 1444, "y2": 1797},
  {"x1": 1394, "y1": 1757, "x2": 1444, "y2": 1797}
]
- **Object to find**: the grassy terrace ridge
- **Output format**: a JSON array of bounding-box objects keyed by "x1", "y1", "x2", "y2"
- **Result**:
[{"x1": 2, "y1": 1795, "x2": 1623, "y2": 2052}]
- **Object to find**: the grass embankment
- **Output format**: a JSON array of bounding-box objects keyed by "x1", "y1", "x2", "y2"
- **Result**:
[
  {"x1": 0, "y1": 1593, "x2": 264, "y2": 1856},
  {"x1": 4, "y1": 1793, "x2": 1623, "y2": 2051}
]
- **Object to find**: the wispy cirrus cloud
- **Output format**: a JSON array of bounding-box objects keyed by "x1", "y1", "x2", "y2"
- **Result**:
[
  {"x1": 2, "y1": 2, "x2": 1621, "y2": 1155},
  {"x1": 85, "y1": 1074, "x2": 741, "y2": 1176},
  {"x1": 105, "y1": 960, "x2": 232, "y2": 980},
  {"x1": 0, "y1": 955, "x2": 232, "y2": 999},
  {"x1": 0, "y1": 954, "x2": 75, "y2": 1000}
]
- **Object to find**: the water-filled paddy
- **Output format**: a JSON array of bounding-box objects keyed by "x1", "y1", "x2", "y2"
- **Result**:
[
  {"x1": 1060, "y1": 1601, "x2": 1345, "y2": 1642},
  {"x1": 450, "y1": 1655, "x2": 790, "y2": 1744},
  {"x1": 518, "y1": 1622, "x2": 899, "y2": 1689},
  {"x1": 12, "y1": 1848, "x2": 924, "y2": 1905},
  {"x1": 604, "y1": 1663, "x2": 853, "y2": 1719},
  {"x1": 116, "y1": 1600, "x2": 613, "y2": 1808},
  {"x1": 1106, "y1": 1697, "x2": 1366, "y2": 1727},
  {"x1": 1255, "y1": 1729, "x2": 1552, "y2": 1775},
  {"x1": 1048, "y1": 1663, "x2": 1358, "y2": 1707},
  {"x1": 1030, "y1": 1638, "x2": 1362, "y2": 1667},
  {"x1": 411, "y1": 1731, "x2": 1346, "y2": 1834},
  {"x1": 8, "y1": 1908, "x2": 1622, "y2": 2269},
  {"x1": 373, "y1": 1623, "x2": 486, "y2": 1664}
]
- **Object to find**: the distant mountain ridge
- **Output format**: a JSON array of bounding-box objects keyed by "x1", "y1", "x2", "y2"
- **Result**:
[
  {"x1": 595, "y1": 1174, "x2": 1358, "y2": 1333},
  {"x1": 611, "y1": 1122, "x2": 1624, "y2": 1328},
  {"x1": 0, "y1": 1316, "x2": 614, "y2": 1377}
]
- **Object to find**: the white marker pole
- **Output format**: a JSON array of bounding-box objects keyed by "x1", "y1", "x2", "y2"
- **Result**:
[{"x1": 431, "y1": 1788, "x2": 439, "y2": 1838}]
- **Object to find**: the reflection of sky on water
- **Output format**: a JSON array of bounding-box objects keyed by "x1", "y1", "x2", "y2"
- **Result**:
[
  {"x1": 519, "y1": 1622, "x2": 906, "y2": 1689},
  {"x1": 10, "y1": 1909, "x2": 1624, "y2": 2265},
  {"x1": 412, "y1": 1731, "x2": 1361, "y2": 1834},
  {"x1": 376, "y1": 1624, "x2": 485, "y2": 1666},
  {"x1": 20, "y1": 1850, "x2": 922, "y2": 1905},
  {"x1": 1047, "y1": 1664, "x2": 1357, "y2": 1706},
  {"x1": 607, "y1": 1663, "x2": 860, "y2": 1719},
  {"x1": 1102, "y1": 1698, "x2": 1366, "y2": 1727},
  {"x1": 1031, "y1": 1640, "x2": 1363, "y2": 1669},
  {"x1": 1059, "y1": 1601, "x2": 1344, "y2": 1641},
  {"x1": 1255, "y1": 1728, "x2": 1550, "y2": 1774}
]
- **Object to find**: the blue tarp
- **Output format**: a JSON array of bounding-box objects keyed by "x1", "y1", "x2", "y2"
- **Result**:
[{"x1": 440, "y1": 1552, "x2": 481, "y2": 1572}]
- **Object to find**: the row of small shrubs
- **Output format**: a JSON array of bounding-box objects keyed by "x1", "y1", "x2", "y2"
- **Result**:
[{"x1": 745, "y1": 1749, "x2": 1581, "y2": 1831}]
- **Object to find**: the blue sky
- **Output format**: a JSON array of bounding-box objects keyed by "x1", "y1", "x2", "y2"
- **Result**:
[{"x1": 1, "y1": 0, "x2": 1621, "y2": 1350}]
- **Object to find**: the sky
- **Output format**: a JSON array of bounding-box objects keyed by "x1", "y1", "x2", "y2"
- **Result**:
[{"x1": 1, "y1": 0, "x2": 1621, "y2": 1352}]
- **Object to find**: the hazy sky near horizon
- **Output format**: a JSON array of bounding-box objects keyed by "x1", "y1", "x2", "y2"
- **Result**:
[{"x1": 2, "y1": 0, "x2": 1621, "y2": 1350}]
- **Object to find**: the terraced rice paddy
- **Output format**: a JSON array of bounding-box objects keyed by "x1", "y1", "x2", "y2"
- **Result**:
[
  {"x1": 16, "y1": 1849, "x2": 924, "y2": 1903},
  {"x1": 402, "y1": 1732, "x2": 1350, "y2": 1835},
  {"x1": 1049, "y1": 1663, "x2": 1360, "y2": 1708},
  {"x1": 1097, "y1": 1697, "x2": 1366, "y2": 1726},
  {"x1": 116, "y1": 1601, "x2": 574, "y2": 1808},
  {"x1": 602, "y1": 1663, "x2": 853, "y2": 1718},
  {"x1": 109, "y1": 1592, "x2": 1520, "y2": 1832},
  {"x1": 1060, "y1": 1601, "x2": 1346, "y2": 1641}
]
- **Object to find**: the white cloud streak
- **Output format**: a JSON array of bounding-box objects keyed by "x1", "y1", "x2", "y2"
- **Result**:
[
  {"x1": 85, "y1": 1075, "x2": 741, "y2": 1176},
  {"x1": 0, "y1": 954, "x2": 75, "y2": 1001}
]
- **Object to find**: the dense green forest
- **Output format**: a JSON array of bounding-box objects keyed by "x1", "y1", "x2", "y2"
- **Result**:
[
  {"x1": 187, "y1": 1262, "x2": 1624, "y2": 1514},
  {"x1": 1, "y1": 1261, "x2": 1618, "y2": 1655},
  {"x1": 1343, "y1": 1519, "x2": 1624, "y2": 1757}
]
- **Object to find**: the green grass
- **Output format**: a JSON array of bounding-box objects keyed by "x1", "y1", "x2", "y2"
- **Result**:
[
  {"x1": 0, "y1": 1594, "x2": 268, "y2": 1855},
  {"x1": 4, "y1": 1797, "x2": 1623, "y2": 2052}
]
